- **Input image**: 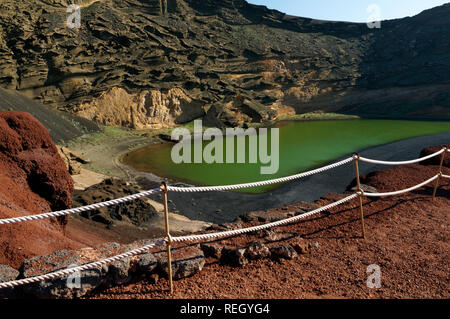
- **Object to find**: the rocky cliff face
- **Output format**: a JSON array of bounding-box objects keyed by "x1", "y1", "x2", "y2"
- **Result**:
[
  {"x1": 0, "y1": 111, "x2": 84, "y2": 268},
  {"x1": 73, "y1": 87, "x2": 204, "y2": 129},
  {"x1": 0, "y1": 0, "x2": 449, "y2": 129}
]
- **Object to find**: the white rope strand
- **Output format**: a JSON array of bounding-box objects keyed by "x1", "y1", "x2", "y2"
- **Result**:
[
  {"x1": 0, "y1": 187, "x2": 162, "y2": 225},
  {"x1": 0, "y1": 239, "x2": 165, "y2": 289},
  {"x1": 171, "y1": 193, "x2": 358, "y2": 243},
  {"x1": 442, "y1": 174, "x2": 450, "y2": 179},
  {"x1": 167, "y1": 157, "x2": 354, "y2": 193},
  {"x1": 359, "y1": 148, "x2": 446, "y2": 166},
  {"x1": 363, "y1": 175, "x2": 439, "y2": 197}
]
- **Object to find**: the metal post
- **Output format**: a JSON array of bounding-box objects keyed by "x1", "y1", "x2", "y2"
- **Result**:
[
  {"x1": 161, "y1": 181, "x2": 174, "y2": 294},
  {"x1": 432, "y1": 147, "x2": 447, "y2": 201},
  {"x1": 352, "y1": 153, "x2": 366, "y2": 239}
]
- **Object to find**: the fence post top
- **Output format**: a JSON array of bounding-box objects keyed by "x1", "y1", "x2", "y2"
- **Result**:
[
  {"x1": 165, "y1": 233, "x2": 173, "y2": 244},
  {"x1": 352, "y1": 153, "x2": 360, "y2": 160},
  {"x1": 160, "y1": 181, "x2": 168, "y2": 192}
]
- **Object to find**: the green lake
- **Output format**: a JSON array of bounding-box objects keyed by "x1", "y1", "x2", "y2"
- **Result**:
[{"x1": 123, "y1": 120, "x2": 450, "y2": 193}]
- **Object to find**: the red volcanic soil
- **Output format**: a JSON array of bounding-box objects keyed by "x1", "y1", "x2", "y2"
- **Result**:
[
  {"x1": 92, "y1": 163, "x2": 449, "y2": 299},
  {"x1": 420, "y1": 143, "x2": 450, "y2": 167},
  {"x1": 0, "y1": 111, "x2": 106, "y2": 269}
]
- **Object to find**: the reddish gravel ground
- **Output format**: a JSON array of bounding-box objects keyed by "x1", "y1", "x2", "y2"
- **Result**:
[{"x1": 90, "y1": 163, "x2": 449, "y2": 299}]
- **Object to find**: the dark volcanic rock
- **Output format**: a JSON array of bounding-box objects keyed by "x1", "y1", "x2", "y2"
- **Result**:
[
  {"x1": 16, "y1": 239, "x2": 164, "y2": 298},
  {"x1": 220, "y1": 247, "x2": 248, "y2": 267},
  {"x1": 0, "y1": 264, "x2": 19, "y2": 283},
  {"x1": 0, "y1": 264, "x2": 19, "y2": 298},
  {"x1": 73, "y1": 178, "x2": 158, "y2": 226},
  {"x1": 20, "y1": 250, "x2": 107, "y2": 299},
  {"x1": 270, "y1": 244, "x2": 298, "y2": 260},
  {"x1": 155, "y1": 246, "x2": 206, "y2": 280},
  {"x1": 291, "y1": 238, "x2": 309, "y2": 255},
  {"x1": 200, "y1": 243, "x2": 223, "y2": 259},
  {"x1": 245, "y1": 241, "x2": 271, "y2": 260},
  {"x1": 136, "y1": 253, "x2": 159, "y2": 274},
  {"x1": 106, "y1": 258, "x2": 132, "y2": 286}
]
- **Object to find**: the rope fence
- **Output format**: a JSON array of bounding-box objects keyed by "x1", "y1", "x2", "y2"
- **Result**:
[
  {"x1": 0, "y1": 239, "x2": 165, "y2": 289},
  {"x1": 363, "y1": 174, "x2": 439, "y2": 197},
  {"x1": 0, "y1": 188, "x2": 162, "y2": 225},
  {"x1": 167, "y1": 157, "x2": 354, "y2": 192},
  {"x1": 170, "y1": 193, "x2": 358, "y2": 243},
  {"x1": 358, "y1": 148, "x2": 445, "y2": 166},
  {"x1": 0, "y1": 145, "x2": 448, "y2": 293}
]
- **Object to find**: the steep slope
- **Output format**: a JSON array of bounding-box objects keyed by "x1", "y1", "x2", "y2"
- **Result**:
[
  {"x1": 0, "y1": 0, "x2": 449, "y2": 129},
  {"x1": 0, "y1": 88, "x2": 100, "y2": 143},
  {"x1": 0, "y1": 111, "x2": 85, "y2": 268}
]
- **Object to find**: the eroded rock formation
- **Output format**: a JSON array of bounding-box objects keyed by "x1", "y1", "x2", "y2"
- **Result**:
[
  {"x1": 0, "y1": 0, "x2": 448, "y2": 128},
  {"x1": 72, "y1": 87, "x2": 204, "y2": 129}
]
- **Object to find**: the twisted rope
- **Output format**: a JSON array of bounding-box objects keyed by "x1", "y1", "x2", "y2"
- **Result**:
[
  {"x1": 363, "y1": 175, "x2": 439, "y2": 197},
  {"x1": 167, "y1": 157, "x2": 354, "y2": 193},
  {"x1": 359, "y1": 148, "x2": 445, "y2": 166},
  {"x1": 0, "y1": 239, "x2": 165, "y2": 289},
  {"x1": 0, "y1": 187, "x2": 162, "y2": 225},
  {"x1": 171, "y1": 193, "x2": 358, "y2": 243},
  {"x1": 442, "y1": 174, "x2": 450, "y2": 179}
]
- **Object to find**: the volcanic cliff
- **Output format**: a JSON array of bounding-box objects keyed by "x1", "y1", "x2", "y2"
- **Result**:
[{"x1": 0, "y1": 0, "x2": 449, "y2": 129}]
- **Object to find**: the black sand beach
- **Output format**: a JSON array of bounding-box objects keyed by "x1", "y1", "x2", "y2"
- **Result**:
[{"x1": 142, "y1": 131, "x2": 450, "y2": 224}]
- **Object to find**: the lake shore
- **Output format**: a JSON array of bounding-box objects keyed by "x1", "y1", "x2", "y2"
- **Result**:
[
  {"x1": 122, "y1": 119, "x2": 450, "y2": 193},
  {"x1": 69, "y1": 122, "x2": 450, "y2": 226},
  {"x1": 66, "y1": 112, "x2": 366, "y2": 186},
  {"x1": 127, "y1": 131, "x2": 450, "y2": 225}
]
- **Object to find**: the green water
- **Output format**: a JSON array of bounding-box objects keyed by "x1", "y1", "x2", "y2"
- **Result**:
[{"x1": 123, "y1": 120, "x2": 450, "y2": 193}]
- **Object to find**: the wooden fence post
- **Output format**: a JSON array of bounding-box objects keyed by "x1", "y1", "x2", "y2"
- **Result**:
[
  {"x1": 161, "y1": 181, "x2": 173, "y2": 294},
  {"x1": 432, "y1": 147, "x2": 447, "y2": 201},
  {"x1": 352, "y1": 153, "x2": 366, "y2": 239}
]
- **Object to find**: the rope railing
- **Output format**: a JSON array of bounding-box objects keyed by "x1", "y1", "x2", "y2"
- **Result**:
[
  {"x1": 171, "y1": 193, "x2": 358, "y2": 243},
  {"x1": 0, "y1": 239, "x2": 165, "y2": 289},
  {"x1": 0, "y1": 145, "x2": 447, "y2": 293},
  {"x1": 363, "y1": 174, "x2": 439, "y2": 197},
  {"x1": 359, "y1": 148, "x2": 446, "y2": 166},
  {"x1": 0, "y1": 157, "x2": 354, "y2": 225},
  {"x1": 167, "y1": 157, "x2": 354, "y2": 192},
  {"x1": 0, "y1": 187, "x2": 162, "y2": 225},
  {"x1": 0, "y1": 194, "x2": 357, "y2": 289}
]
